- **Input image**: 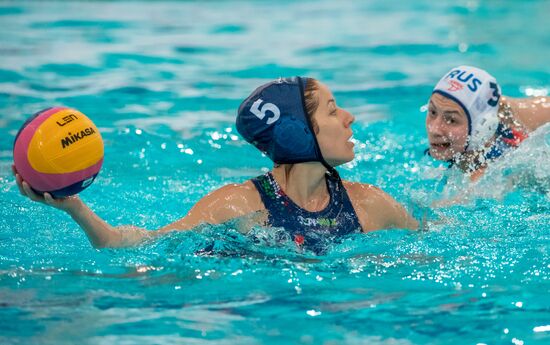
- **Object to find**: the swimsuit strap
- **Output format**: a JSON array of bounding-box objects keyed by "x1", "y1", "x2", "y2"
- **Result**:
[{"x1": 484, "y1": 122, "x2": 528, "y2": 161}]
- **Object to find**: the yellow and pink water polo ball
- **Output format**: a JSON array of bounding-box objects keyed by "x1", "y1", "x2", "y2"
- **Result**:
[{"x1": 13, "y1": 107, "x2": 104, "y2": 197}]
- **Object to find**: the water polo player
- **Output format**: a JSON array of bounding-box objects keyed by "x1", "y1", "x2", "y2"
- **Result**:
[
  {"x1": 426, "y1": 65, "x2": 550, "y2": 181},
  {"x1": 14, "y1": 77, "x2": 418, "y2": 251}
]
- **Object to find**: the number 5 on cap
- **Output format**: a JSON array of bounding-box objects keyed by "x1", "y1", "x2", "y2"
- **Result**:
[{"x1": 251, "y1": 99, "x2": 280, "y2": 125}]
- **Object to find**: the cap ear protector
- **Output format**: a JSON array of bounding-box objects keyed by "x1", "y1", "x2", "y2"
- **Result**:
[
  {"x1": 236, "y1": 77, "x2": 331, "y2": 170},
  {"x1": 432, "y1": 66, "x2": 501, "y2": 150}
]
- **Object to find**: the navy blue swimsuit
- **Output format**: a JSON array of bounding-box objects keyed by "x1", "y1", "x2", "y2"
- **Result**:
[{"x1": 251, "y1": 172, "x2": 362, "y2": 252}]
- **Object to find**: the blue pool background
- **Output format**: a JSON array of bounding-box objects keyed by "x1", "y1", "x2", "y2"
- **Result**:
[{"x1": 0, "y1": 1, "x2": 549, "y2": 344}]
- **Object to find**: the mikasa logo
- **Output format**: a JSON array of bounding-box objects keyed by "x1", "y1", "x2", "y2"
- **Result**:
[{"x1": 61, "y1": 127, "x2": 96, "y2": 149}]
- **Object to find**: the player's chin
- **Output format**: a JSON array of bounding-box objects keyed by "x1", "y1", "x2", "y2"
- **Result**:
[
  {"x1": 429, "y1": 147, "x2": 453, "y2": 161},
  {"x1": 328, "y1": 153, "x2": 355, "y2": 167}
]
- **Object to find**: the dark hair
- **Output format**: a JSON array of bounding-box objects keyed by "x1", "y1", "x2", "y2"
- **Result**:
[{"x1": 303, "y1": 78, "x2": 320, "y2": 133}]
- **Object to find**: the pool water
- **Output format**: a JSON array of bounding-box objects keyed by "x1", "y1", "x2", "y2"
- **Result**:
[{"x1": 1, "y1": 1, "x2": 549, "y2": 344}]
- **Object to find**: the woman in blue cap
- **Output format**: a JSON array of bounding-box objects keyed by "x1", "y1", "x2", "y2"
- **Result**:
[
  {"x1": 426, "y1": 65, "x2": 549, "y2": 181},
  {"x1": 14, "y1": 77, "x2": 418, "y2": 251}
]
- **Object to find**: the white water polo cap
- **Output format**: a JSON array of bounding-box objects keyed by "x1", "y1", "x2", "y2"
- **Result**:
[{"x1": 432, "y1": 66, "x2": 501, "y2": 150}]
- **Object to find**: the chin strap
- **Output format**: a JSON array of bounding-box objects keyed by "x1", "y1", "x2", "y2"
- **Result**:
[
  {"x1": 326, "y1": 166, "x2": 339, "y2": 178},
  {"x1": 297, "y1": 76, "x2": 337, "y2": 178}
]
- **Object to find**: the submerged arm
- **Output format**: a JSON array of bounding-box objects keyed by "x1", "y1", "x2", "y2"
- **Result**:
[
  {"x1": 369, "y1": 186, "x2": 419, "y2": 230},
  {"x1": 345, "y1": 181, "x2": 419, "y2": 231}
]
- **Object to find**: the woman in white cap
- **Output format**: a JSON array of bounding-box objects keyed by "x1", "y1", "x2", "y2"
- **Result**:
[{"x1": 426, "y1": 65, "x2": 549, "y2": 181}]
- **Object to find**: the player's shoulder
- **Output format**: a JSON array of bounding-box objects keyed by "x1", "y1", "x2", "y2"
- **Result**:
[
  {"x1": 342, "y1": 180, "x2": 387, "y2": 201},
  {"x1": 203, "y1": 180, "x2": 262, "y2": 207}
]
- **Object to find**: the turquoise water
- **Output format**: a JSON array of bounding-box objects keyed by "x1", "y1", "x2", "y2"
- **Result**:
[{"x1": 1, "y1": 1, "x2": 549, "y2": 344}]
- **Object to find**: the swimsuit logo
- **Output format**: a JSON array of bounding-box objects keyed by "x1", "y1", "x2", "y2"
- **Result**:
[
  {"x1": 297, "y1": 215, "x2": 338, "y2": 227},
  {"x1": 447, "y1": 80, "x2": 464, "y2": 92},
  {"x1": 294, "y1": 234, "x2": 305, "y2": 245}
]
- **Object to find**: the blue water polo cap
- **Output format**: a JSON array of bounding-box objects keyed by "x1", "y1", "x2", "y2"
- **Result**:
[{"x1": 236, "y1": 77, "x2": 325, "y2": 165}]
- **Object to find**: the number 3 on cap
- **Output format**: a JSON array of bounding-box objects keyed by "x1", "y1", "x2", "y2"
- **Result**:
[
  {"x1": 487, "y1": 82, "x2": 500, "y2": 107},
  {"x1": 250, "y1": 99, "x2": 280, "y2": 125}
]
